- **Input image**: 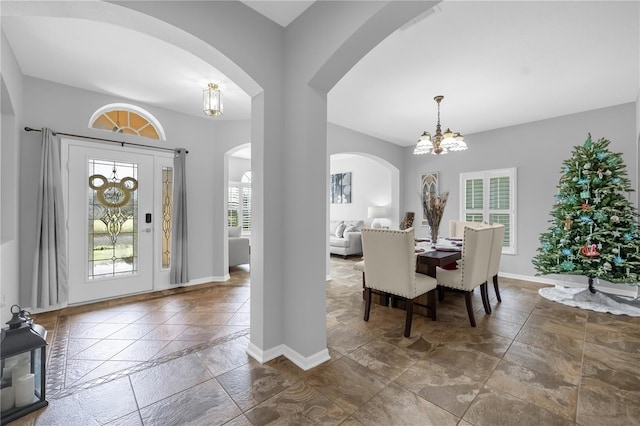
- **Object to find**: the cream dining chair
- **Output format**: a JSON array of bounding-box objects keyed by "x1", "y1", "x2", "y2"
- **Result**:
[
  {"x1": 448, "y1": 220, "x2": 504, "y2": 304},
  {"x1": 361, "y1": 227, "x2": 438, "y2": 337},
  {"x1": 487, "y1": 223, "x2": 505, "y2": 303},
  {"x1": 449, "y1": 219, "x2": 486, "y2": 238},
  {"x1": 436, "y1": 225, "x2": 493, "y2": 327}
]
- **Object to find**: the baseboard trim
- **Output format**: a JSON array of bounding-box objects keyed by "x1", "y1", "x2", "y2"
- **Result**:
[
  {"x1": 246, "y1": 342, "x2": 331, "y2": 371},
  {"x1": 187, "y1": 275, "x2": 229, "y2": 285},
  {"x1": 500, "y1": 272, "x2": 639, "y2": 298}
]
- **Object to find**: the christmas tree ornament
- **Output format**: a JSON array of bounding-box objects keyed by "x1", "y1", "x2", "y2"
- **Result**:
[
  {"x1": 610, "y1": 215, "x2": 620, "y2": 223},
  {"x1": 580, "y1": 244, "x2": 599, "y2": 257},
  {"x1": 581, "y1": 203, "x2": 590, "y2": 211},
  {"x1": 564, "y1": 217, "x2": 573, "y2": 230}
]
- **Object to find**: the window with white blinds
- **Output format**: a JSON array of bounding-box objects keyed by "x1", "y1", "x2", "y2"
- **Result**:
[
  {"x1": 228, "y1": 186, "x2": 240, "y2": 227},
  {"x1": 228, "y1": 171, "x2": 252, "y2": 233},
  {"x1": 460, "y1": 168, "x2": 517, "y2": 254}
]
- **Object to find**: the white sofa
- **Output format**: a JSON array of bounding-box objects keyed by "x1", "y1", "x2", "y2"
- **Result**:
[
  {"x1": 329, "y1": 220, "x2": 364, "y2": 258},
  {"x1": 229, "y1": 226, "x2": 250, "y2": 267}
]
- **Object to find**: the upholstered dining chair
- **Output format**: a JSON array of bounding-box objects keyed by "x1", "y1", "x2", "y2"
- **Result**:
[
  {"x1": 361, "y1": 227, "x2": 438, "y2": 337},
  {"x1": 436, "y1": 226, "x2": 493, "y2": 327},
  {"x1": 487, "y1": 223, "x2": 506, "y2": 302},
  {"x1": 449, "y1": 219, "x2": 485, "y2": 238}
]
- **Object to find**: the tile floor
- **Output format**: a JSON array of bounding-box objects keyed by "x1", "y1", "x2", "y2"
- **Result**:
[{"x1": 8, "y1": 257, "x2": 640, "y2": 425}]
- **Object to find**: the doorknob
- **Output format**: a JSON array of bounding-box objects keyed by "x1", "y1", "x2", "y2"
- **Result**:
[{"x1": 143, "y1": 228, "x2": 152, "y2": 233}]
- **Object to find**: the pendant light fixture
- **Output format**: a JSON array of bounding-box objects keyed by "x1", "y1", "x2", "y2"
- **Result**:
[
  {"x1": 414, "y1": 95, "x2": 467, "y2": 155},
  {"x1": 203, "y1": 83, "x2": 223, "y2": 117}
]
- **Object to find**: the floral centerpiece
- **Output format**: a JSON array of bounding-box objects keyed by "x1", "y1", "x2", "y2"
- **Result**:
[{"x1": 422, "y1": 190, "x2": 449, "y2": 245}]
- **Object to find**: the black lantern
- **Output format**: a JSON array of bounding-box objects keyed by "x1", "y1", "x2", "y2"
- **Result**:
[{"x1": 1, "y1": 305, "x2": 48, "y2": 424}]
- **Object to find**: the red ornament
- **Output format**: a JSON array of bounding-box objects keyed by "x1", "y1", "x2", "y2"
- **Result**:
[
  {"x1": 580, "y1": 244, "x2": 599, "y2": 257},
  {"x1": 581, "y1": 203, "x2": 590, "y2": 211}
]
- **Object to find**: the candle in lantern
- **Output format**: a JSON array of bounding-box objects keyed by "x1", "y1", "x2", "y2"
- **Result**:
[
  {"x1": 2, "y1": 367, "x2": 12, "y2": 381},
  {"x1": 12, "y1": 359, "x2": 30, "y2": 381},
  {"x1": 1, "y1": 386, "x2": 15, "y2": 410},
  {"x1": 2, "y1": 358, "x2": 19, "y2": 381},
  {"x1": 14, "y1": 373, "x2": 34, "y2": 408}
]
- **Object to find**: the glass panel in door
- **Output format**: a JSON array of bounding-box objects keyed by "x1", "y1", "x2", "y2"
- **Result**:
[{"x1": 88, "y1": 159, "x2": 139, "y2": 279}]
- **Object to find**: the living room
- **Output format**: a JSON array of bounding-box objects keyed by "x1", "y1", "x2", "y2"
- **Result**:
[{"x1": 1, "y1": 1, "x2": 639, "y2": 424}]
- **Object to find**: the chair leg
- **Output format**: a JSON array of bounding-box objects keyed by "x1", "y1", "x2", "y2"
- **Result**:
[
  {"x1": 364, "y1": 287, "x2": 372, "y2": 321},
  {"x1": 464, "y1": 292, "x2": 477, "y2": 327},
  {"x1": 438, "y1": 285, "x2": 445, "y2": 301},
  {"x1": 427, "y1": 288, "x2": 437, "y2": 321},
  {"x1": 361, "y1": 272, "x2": 366, "y2": 300},
  {"x1": 493, "y1": 274, "x2": 502, "y2": 303},
  {"x1": 381, "y1": 293, "x2": 390, "y2": 306},
  {"x1": 404, "y1": 298, "x2": 414, "y2": 337},
  {"x1": 481, "y1": 282, "x2": 492, "y2": 314}
]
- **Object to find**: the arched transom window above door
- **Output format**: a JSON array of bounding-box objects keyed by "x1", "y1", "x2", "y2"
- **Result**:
[{"x1": 89, "y1": 103, "x2": 166, "y2": 141}]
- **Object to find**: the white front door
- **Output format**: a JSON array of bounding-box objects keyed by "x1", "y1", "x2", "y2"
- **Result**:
[{"x1": 65, "y1": 142, "x2": 155, "y2": 304}]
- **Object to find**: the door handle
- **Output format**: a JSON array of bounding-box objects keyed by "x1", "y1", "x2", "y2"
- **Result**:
[{"x1": 143, "y1": 228, "x2": 152, "y2": 233}]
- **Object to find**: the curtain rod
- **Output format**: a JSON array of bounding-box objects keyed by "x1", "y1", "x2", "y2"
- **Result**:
[{"x1": 24, "y1": 127, "x2": 188, "y2": 154}]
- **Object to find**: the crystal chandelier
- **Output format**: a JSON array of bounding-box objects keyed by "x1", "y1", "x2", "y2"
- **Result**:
[
  {"x1": 203, "y1": 83, "x2": 223, "y2": 117},
  {"x1": 414, "y1": 95, "x2": 467, "y2": 155}
]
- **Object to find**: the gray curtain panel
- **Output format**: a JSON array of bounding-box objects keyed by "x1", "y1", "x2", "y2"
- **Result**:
[
  {"x1": 170, "y1": 148, "x2": 189, "y2": 284},
  {"x1": 31, "y1": 128, "x2": 68, "y2": 308}
]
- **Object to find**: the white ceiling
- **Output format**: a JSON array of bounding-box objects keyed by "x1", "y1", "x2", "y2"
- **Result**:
[{"x1": 2, "y1": 1, "x2": 638, "y2": 150}]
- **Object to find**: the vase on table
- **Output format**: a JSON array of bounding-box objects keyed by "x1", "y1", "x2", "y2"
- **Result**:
[
  {"x1": 429, "y1": 224, "x2": 439, "y2": 248},
  {"x1": 422, "y1": 190, "x2": 449, "y2": 249}
]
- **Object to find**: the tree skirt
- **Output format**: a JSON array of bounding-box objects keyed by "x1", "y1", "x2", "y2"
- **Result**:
[{"x1": 538, "y1": 285, "x2": 640, "y2": 317}]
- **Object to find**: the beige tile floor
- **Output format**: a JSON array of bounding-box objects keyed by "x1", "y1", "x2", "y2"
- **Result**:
[{"x1": 9, "y1": 257, "x2": 640, "y2": 425}]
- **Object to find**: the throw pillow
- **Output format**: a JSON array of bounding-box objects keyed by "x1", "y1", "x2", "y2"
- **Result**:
[
  {"x1": 335, "y1": 223, "x2": 346, "y2": 238},
  {"x1": 329, "y1": 220, "x2": 343, "y2": 235},
  {"x1": 228, "y1": 226, "x2": 242, "y2": 237},
  {"x1": 343, "y1": 225, "x2": 356, "y2": 235}
]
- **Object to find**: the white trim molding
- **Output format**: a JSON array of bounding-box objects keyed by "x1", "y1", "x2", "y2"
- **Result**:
[{"x1": 246, "y1": 343, "x2": 331, "y2": 371}]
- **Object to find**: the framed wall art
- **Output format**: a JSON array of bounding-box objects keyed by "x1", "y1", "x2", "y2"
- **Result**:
[
  {"x1": 330, "y1": 172, "x2": 352, "y2": 204},
  {"x1": 420, "y1": 172, "x2": 439, "y2": 225}
]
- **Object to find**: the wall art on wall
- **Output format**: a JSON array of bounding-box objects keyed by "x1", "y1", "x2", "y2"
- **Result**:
[
  {"x1": 420, "y1": 172, "x2": 439, "y2": 225},
  {"x1": 330, "y1": 172, "x2": 352, "y2": 204}
]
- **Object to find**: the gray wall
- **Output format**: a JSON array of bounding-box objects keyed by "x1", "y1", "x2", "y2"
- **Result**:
[
  {"x1": 228, "y1": 157, "x2": 251, "y2": 182},
  {"x1": 1, "y1": 29, "x2": 24, "y2": 314},
  {"x1": 403, "y1": 102, "x2": 638, "y2": 278},
  {"x1": 18, "y1": 77, "x2": 252, "y2": 304}
]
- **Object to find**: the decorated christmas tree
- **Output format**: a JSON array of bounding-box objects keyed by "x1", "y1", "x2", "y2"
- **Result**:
[{"x1": 532, "y1": 134, "x2": 640, "y2": 293}]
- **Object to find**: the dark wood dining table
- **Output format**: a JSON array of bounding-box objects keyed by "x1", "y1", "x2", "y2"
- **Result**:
[{"x1": 416, "y1": 250, "x2": 461, "y2": 277}]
